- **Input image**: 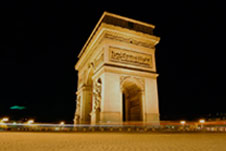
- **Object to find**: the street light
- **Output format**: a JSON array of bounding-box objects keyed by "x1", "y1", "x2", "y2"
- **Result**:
[
  {"x1": 199, "y1": 119, "x2": 205, "y2": 124},
  {"x1": 0, "y1": 117, "x2": 9, "y2": 123},
  {"x1": 60, "y1": 121, "x2": 65, "y2": 126},
  {"x1": 180, "y1": 120, "x2": 186, "y2": 125},
  {"x1": 198, "y1": 119, "x2": 205, "y2": 129},
  {"x1": 27, "y1": 119, "x2": 34, "y2": 124}
]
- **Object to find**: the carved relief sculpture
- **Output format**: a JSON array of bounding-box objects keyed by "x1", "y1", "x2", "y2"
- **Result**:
[
  {"x1": 109, "y1": 47, "x2": 153, "y2": 68},
  {"x1": 93, "y1": 79, "x2": 102, "y2": 112},
  {"x1": 74, "y1": 96, "x2": 81, "y2": 123}
]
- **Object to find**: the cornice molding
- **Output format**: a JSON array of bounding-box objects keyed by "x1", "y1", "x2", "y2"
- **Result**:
[{"x1": 75, "y1": 24, "x2": 159, "y2": 70}]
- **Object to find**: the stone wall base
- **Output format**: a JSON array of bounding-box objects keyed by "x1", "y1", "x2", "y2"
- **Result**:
[
  {"x1": 100, "y1": 112, "x2": 122, "y2": 123},
  {"x1": 145, "y1": 113, "x2": 160, "y2": 124}
]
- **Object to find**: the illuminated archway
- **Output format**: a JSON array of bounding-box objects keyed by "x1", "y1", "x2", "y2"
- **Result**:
[{"x1": 121, "y1": 78, "x2": 144, "y2": 122}]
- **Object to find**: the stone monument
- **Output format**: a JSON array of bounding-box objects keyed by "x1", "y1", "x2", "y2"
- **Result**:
[{"x1": 74, "y1": 12, "x2": 160, "y2": 124}]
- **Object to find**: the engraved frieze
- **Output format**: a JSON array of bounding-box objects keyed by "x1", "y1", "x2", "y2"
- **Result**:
[{"x1": 109, "y1": 47, "x2": 153, "y2": 68}]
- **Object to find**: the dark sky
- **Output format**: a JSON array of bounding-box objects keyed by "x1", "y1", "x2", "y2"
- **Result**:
[{"x1": 1, "y1": 1, "x2": 226, "y2": 123}]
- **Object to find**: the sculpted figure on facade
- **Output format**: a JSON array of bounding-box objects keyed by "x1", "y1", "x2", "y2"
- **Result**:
[
  {"x1": 93, "y1": 78, "x2": 102, "y2": 112},
  {"x1": 74, "y1": 96, "x2": 81, "y2": 123}
]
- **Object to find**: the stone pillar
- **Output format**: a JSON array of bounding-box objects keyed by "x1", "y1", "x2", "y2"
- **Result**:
[
  {"x1": 100, "y1": 72, "x2": 122, "y2": 123},
  {"x1": 90, "y1": 109, "x2": 100, "y2": 125},
  {"x1": 145, "y1": 77, "x2": 160, "y2": 124},
  {"x1": 141, "y1": 91, "x2": 146, "y2": 122},
  {"x1": 74, "y1": 95, "x2": 81, "y2": 124},
  {"x1": 75, "y1": 86, "x2": 92, "y2": 124}
]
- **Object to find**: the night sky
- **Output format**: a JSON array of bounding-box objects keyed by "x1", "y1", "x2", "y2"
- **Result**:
[{"x1": 1, "y1": 1, "x2": 226, "y2": 123}]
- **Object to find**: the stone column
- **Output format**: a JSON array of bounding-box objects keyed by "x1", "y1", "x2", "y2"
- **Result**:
[
  {"x1": 75, "y1": 86, "x2": 92, "y2": 124},
  {"x1": 100, "y1": 72, "x2": 122, "y2": 123},
  {"x1": 141, "y1": 91, "x2": 146, "y2": 122},
  {"x1": 74, "y1": 95, "x2": 81, "y2": 124},
  {"x1": 145, "y1": 77, "x2": 160, "y2": 124}
]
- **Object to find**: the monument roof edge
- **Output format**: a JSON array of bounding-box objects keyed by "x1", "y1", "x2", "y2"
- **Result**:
[
  {"x1": 78, "y1": 12, "x2": 107, "y2": 58},
  {"x1": 103, "y1": 12, "x2": 156, "y2": 29},
  {"x1": 77, "y1": 11, "x2": 156, "y2": 58}
]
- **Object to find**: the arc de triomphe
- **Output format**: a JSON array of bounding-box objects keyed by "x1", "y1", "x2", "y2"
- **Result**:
[{"x1": 74, "y1": 12, "x2": 160, "y2": 124}]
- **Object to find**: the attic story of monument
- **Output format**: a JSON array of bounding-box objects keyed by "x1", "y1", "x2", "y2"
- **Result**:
[{"x1": 74, "y1": 12, "x2": 160, "y2": 124}]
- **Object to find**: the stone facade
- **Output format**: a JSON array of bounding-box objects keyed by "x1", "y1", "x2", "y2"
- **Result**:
[{"x1": 74, "y1": 12, "x2": 160, "y2": 124}]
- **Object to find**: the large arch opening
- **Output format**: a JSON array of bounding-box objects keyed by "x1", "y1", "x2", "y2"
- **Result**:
[{"x1": 122, "y1": 80, "x2": 143, "y2": 122}]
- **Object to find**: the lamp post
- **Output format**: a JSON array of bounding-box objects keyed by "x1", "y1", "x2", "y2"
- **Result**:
[
  {"x1": 0, "y1": 117, "x2": 9, "y2": 123},
  {"x1": 199, "y1": 119, "x2": 205, "y2": 124},
  {"x1": 27, "y1": 119, "x2": 34, "y2": 124},
  {"x1": 180, "y1": 120, "x2": 186, "y2": 131},
  {"x1": 199, "y1": 119, "x2": 205, "y2": 129},
  {"x1": 180, "y1": 120, "x2": 186, "y2": 125},
  {"x1": 60, "y1": 121, "x2": 65, "y2": 126}
]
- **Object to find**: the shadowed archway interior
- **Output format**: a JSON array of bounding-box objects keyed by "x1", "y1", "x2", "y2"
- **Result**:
[{"x1": 122, "y1": 81, "x2": 143, "y2": 121}]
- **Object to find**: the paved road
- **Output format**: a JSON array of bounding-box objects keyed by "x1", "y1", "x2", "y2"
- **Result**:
[{"x1": 0, "y1": 132, "x2": 225, "y2": 151}]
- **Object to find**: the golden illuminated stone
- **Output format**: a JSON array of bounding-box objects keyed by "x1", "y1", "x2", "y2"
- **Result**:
[{"x1": 74, "y1": 12, "x2": 160, "y2": 125}]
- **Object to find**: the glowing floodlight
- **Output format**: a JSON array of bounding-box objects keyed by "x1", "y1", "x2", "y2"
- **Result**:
[
  {"x1": 199, "y1": 119, "x2": 205, "y2": 124},
  {"x1": 60, "y1": 121, "x2": 65, "y2": 125},
  {"x1": 2, "y1": 117, "x2": 9, "y2": 122},
  {"x1": 27, "y1": 119, "x2": 34, "y2": 124},
  {"x1": 180, "y1": 120, "x2": 186, "y2": 125}
]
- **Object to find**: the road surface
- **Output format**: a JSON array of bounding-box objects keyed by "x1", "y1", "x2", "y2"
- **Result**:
[{"x1": 0, "y1": 132, "x2": 225, "y2": 151}]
